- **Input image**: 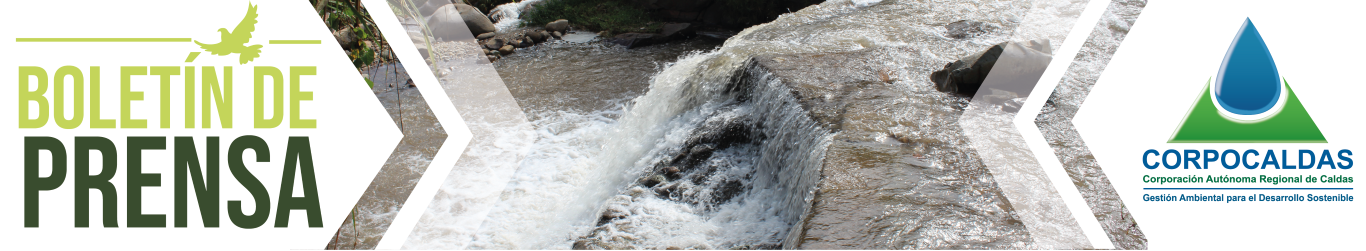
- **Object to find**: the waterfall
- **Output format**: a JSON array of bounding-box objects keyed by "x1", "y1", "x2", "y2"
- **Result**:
[{"x1": 397, "y1": 0, "x2": 1090, "y2": 249}]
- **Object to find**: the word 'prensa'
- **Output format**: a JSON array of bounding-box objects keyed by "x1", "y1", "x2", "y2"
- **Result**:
[{"x1": 23, "y1": 136, "x2": 321, "y2": 228}]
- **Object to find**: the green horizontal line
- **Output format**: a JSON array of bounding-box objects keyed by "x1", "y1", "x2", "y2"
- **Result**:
[
  {"x1": 269, "y1": 40, "x2": 321, "y2": 44},
  {"x1": 16, "y1": 38, "x2": 190, "y2": 42}
]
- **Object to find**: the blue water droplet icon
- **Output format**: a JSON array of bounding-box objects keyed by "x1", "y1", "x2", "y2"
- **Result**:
[{"x1": 1215, "y1": 18, "x2": 1281, "y2": 116}]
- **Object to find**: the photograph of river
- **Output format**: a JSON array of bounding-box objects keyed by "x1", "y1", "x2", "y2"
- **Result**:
[{"x1": 333, "y1": 0, "x2": 1148, "y2": 249}]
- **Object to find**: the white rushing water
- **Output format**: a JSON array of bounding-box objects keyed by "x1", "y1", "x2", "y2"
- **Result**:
[
  {"x1": 396, "y1": 0, "x2": 1102, "y2": 249},
  {"x1": 488, "y1": 0, "x2": 544, "y2": 32}
]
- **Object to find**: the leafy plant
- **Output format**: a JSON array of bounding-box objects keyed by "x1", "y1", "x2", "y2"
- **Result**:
[{"x1": 312, "y1": 0, "x2": 395, "y2": 70}]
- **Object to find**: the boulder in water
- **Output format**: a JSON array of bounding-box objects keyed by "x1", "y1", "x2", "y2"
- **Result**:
[
  {"x1": 483, "y1": 38, "x2": 504, "y2": 50},
  {"x1": 606, "y1": 33, "x2": 661, "y2": 48},
  {"x1": 514, "y1": 39, "x2": 533, "y2": 48},
  {"x1": 427, "y1": 4, "x2": 497, "y2": 40},
  {"x1": 525, "y1": 30, "x2": 544, "y2": 42},
  {"x1": 930, "y1": 40, "x2": 1052, "y2": 98},
  {"x1": 551, "y1": 31, "x2": 563, "y2": 39},
  {"x1": 545, "y1": 19, "x2": 569, "y2": 33},
  {"x1": 660, "y1": 22, "x2": 695, "y2": 39},
  {"x1": 476, "y1": 32, "x2": 495, "y2": 40},
  {"x1": 930, "y1": 42, "x2": 1004, "y2": 96},
  {"x1": 498, "y1": 45, "x2": 515, "y2": 55}
]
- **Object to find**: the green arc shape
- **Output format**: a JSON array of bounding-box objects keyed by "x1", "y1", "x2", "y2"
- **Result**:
[{"x1": 1169, "y1": 79, "x2": 1326, "y2": 143}]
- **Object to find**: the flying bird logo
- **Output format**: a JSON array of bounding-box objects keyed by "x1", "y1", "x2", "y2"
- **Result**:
[{"x1": 194, "y1": 3, "x2": 263, "y2": 65}]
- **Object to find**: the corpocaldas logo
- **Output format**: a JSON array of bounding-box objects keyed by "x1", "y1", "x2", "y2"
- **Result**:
[
  {"x1": 1071, "y1": 2, "x2": 1364, "y2": 249},
  {"x1": 1141, "y1": 18, "x2": 1351, "y2": 173},
  {"x1": 1142, "y1": 18, "x2": 1351, "y2": 172},
  {"x1": 1168, "y1": 18, "x2": 1325, "y2": 143},
  {"x1": 4, "y1": 0, "x2": 397, "y2": 249}
]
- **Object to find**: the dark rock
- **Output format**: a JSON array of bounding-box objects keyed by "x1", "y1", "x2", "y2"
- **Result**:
[
  {"x1": 712, "y1": 180, "x2": 745, "y2": 204},
  {"x1": 525, "y1": 30, "x2": 545, "y2": 42},
  {"x1": 572, "y1": 240, "x2": 590, "y2": 250},
  {"x1": 498, "y1": 45, "x2": 515, "y2": 55},
  {"x1": 476, "y1": 32, "x2": 495, "y2": 40},
  {"x1": 539, "y1": 31, "x2": 552, "y2": 41},
  {"x1": 597, "y1": 207, "x2": 628, "y2": 226},
  {"x1": 483, "y1": 38, "x2": 504, "y2": 50},
  {"x1": 605, "y1": 33, "x2": 661, "y2": 48},
  {"x1": 653, "y1": 182, "x2": 679, "y2": 198},
  {"x1": 511, "y1": 39, "x2": 527, "y2": 48},
  {"x1": 682, "y1": 144, "x2": 716, "y2": 168},
  {"x1": 978, "y1": 40, "x2": 1052, "y2": 103},
  {"x1": 934, "y1": 39, "x2": 1052, "y2": 101},
  {"x1": 405, "y1": 79, "x2": 416, "y2": 88},
  {"x1": 427, "y1": 4, "x2": 496, "y2": 40},
  {"x1": 551, "y1": 31, "x2": 563, "y2": 39},
  {"x1": 487, "y1": 55, "x2": 498, "y2": 62},
  {"x1": 945, "y1": 20, "x2": 993, "y2": 39},
  {"x1": 545, "y1": 19, "x2": 570, "y2": 33},
  {"x1": 640, "y1": 174, "x2": 666, "y2": 187},
  {"x1": 686, "y1": 112, "x2": 754, "y2": 150},
  {"x1": 929, "y1": 42, "x2": 1004, "y2": 96},
  {"x1": 660, "y1": 23, "x2": 695, "y2": 39}
]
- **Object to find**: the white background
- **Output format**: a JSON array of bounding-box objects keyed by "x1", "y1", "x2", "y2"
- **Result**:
[
  {"x1": 0, "y1": 0, "x2": 401, "y2": 249},
  {"x1": 1076, "y1": 1, "x2": 1364, "y2": 249}
]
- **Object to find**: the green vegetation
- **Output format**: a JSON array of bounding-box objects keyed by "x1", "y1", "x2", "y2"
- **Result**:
[
  {"x1": 522, "y1": 0, "x2": 660, "y2": 35},
  {"x1": 311, "y1": 0, "x2": 397, "y2": 69}
]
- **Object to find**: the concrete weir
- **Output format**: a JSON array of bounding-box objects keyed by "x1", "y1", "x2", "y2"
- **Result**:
[{"x1": 747, "y1": 48, "x2": 1035, "y2": 249}]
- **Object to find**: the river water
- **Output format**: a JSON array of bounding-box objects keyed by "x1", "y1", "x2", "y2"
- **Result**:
[{"x1": 393, "y1": 0, "x2": 1107, "y2": 249}]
